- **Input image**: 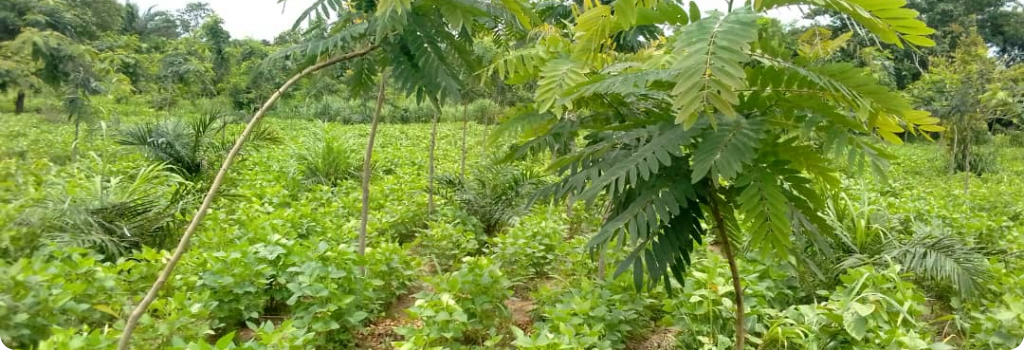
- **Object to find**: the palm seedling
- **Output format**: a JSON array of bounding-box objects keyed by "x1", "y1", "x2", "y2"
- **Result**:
[
  {"x1": 118, "y1": 110, "x2": 226, "y2": 180},
  {"x1": 28, "y1": 162, "x2": 180, "y2": 260},
  {"x1": 437, "y1": 165, "x2": 548, "y2": 237},
  {"x1": 296, "y1": 128, "x2": 362, "y2": 187},
  {"x1": 818, "y1": 193, "x2": 992, "y2": 298}
]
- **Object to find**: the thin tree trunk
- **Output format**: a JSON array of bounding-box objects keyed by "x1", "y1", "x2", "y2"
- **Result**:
[
  {"x1": 428, "y1": 111, "x2": 439, "y2": 215},
  {"x1": 72, "y1": 120, "x2": 81, "y2": 163},
  {"x1": 15, "y1": 90, "x2": 26, "y2": 114},
  {"x1": 964, "y1": 143, "x2": 971, "y2": 195},
  {"x1": 461, "y1": 104, "x2": 468, "y2": 181},
  {"x1": 482, "y1": 113, "x2": 490, "y2": 158},
  {"x1": 116, "y1": 45, "x2": 378, "y2": 350},
  {"x1": 596, "y1": 201, "x2": 612, "y2": 281},
  {"x1": 964, "y1": 114, "x2": 974, "y2": 195},
  {"x1": 564, "y1": 138, "x2": 577, "y2": 219},
  {"x1": 950, "y1": 126, "x2": 958, "y2": 175},
  {"x1": 359, "y1": 75, "x2": 387, "y2": 262},
  {"x1": 709, "y1": 185, "x2": 745, "y2": 350}
]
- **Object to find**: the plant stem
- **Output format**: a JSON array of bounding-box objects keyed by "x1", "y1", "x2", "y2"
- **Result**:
[
  {"x1": 427, "y1": 97, "x2": 441, "y2": 216},
  {"x1": 359, "y1": 74, "x2": 387, "y2": 263},
  {"x1": 116, "y1": 45, "x2": 378, "y2": 350},
  {"x1": 15, "y1": 90, "x2": 26, "y2": 114},
  {"x1": 461, "y1": 104, "x2": 468, "y2": 182},
  {"x1": 72, "y1": 120, "x2": 80, "y2": 163},
  {"x1": 709, "y1": 184, "x2": 745, "y2": 350}
]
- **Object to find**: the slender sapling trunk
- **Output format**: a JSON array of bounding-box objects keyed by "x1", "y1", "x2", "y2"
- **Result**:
[
  {"x1": 359, "y1": 76, "x2": 387, "y2": 261},
  {"x1": 461, "y1": 104, "x2": 468, "y2": 181},
  {"x1": 709, "y1": 185, "x2": 745, "y2": 350},
  {"x1": 428, "y1": 111, "x2": 439, "y2": 215},
  {"x1": 72, "y1": 120, "x2": 81, "y2": 163}
]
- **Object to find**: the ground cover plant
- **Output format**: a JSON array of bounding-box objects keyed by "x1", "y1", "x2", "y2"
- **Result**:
[{"x1": 1, "y1": 0, "x2": 1023, "y2": 349}]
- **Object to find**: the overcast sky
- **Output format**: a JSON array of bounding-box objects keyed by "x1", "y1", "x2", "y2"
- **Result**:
[{"x1": 130, "y1": 0, "x2": 810, "y2": 41}]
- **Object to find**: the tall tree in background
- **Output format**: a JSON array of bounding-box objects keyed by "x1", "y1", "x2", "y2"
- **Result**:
[
  {"x1": 175, "y1": 2, "x2": 214, "y2": 35},
  {"x1": 199, "y1": 15, "x2": 231, "y2": 88},
  {"x1": 907, "y1": 29, "x2": 1017, "y2": 190}
]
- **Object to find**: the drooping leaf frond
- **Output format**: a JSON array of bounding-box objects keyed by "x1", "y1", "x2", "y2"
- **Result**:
[
  {"x1": 888, "y1": 227, "x2": 992, "y2": 298},
  {"x1": 735, "y1": 164, "x2": 793, "y2": 252}
]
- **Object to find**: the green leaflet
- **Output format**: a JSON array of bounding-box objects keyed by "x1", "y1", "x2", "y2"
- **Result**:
[
  {"x1": 690, "y1": 117, "x2": 764, "y2": 183},
  {"x1": 374, "y1": 0, "x2": 413, "y2": 38},
  {"x1": 735, "y1": 164, "x2": 794, "y2": 253},
  {"x1": 535, "y1": 58, "x2": 588, "y2": 113},
  {"x1": 670, "y1": 8, "x2": 759, "y2": 127}
]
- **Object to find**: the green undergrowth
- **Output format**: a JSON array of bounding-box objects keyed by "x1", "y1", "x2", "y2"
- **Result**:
[{"x1": 1, "y1": 99, "x2": 1023, "y2": 349}]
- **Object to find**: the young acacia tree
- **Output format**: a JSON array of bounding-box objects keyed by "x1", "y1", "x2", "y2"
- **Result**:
[
  {"x1": 908, "y1": 28, "x2": 1012, "y2": 192},
  {"x1": 492, "y1": 0, "x2": 940, "y2": 348}
]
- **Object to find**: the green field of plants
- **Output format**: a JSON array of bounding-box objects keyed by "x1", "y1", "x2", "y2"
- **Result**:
[{"x1": 2, "y1": 0, "x2": 1024, "y2": 349}]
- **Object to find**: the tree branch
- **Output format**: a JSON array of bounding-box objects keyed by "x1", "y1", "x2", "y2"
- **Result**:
[{"x1": 116, "y1": 44, "x2": 379, "y2": 350}]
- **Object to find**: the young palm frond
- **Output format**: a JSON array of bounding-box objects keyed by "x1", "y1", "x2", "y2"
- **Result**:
[
  {"x1": 438, "y1": 165, "x2": 548, "y2": 236},
  {"x1": 118, "y1": 111, "x2": 227, "y2": 179},
  {"x1": 819, "y1": 194, "x2": 991, "y2": 298},
  {"x1": 887, "y1": 225, "x2": 992, "y2": 298},
  {"x1": 30, "y1": 163, "x2": 180, "y2": 260},
  {"x1": 296, "y1": 133, "x2": 362, "y2": 187}
]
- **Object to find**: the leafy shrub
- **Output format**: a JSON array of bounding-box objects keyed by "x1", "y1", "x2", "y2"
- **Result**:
[
  {"x1": 465, "y1": 99, "x2": 503, "y2": 124},
  {"x1": 193, "y1": 238, "x2": 417, "y2": 348},
  {"x1": 384, "y1": 101, "x2": 434, "y2": 124},
  {"x1": 395, "y1": 257, "x2": 513, "y2": 349},
  {"x1": 150, "y1": 93, "x2": 177, "y2": 111},
  {"x1": 25, "y1": 163, "x2": 180, "y2": 259},
  {"x1": 1006, "y1": 130, "x2": 1024, "y2": 147},
  {"x1": 959, "y1": 278, "x2": 1024, "y2": 348},
  {"x1": 307, "y1": 97, "x2": 369, "y2": 124},
  {"x1": 37, "y1": 320, "x2": 316, "y2": 350},
  {"x1": 518, "y1": 278, "x2": 648, "y2": 350},
  {"x1": 0, "y1": 248, "x2": 120, "y2": 348},
  {"x1": 413, "y1": 214, "x2": 485, "y2": 272},
  {"x1": 488, "y1": 211, "x2": 566, "y2": 279},
  {"x1": 376, "y1": 201, "x2": 431, "y2": 244},
  {"x1": 296, "y1": 134, "x2": 360, "y2": 187},
  {"x1": 772, "y1": 265, "x2": 940, "y2": 349},
  {"x1": 437, "y1": 165, "x2": 547, "y2": 236},
  {"x1": 948, "y1": 146, "x2": 999, "y2": 175}
]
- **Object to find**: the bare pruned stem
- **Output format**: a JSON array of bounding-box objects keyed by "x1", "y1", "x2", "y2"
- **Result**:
[{"x1": 359, "y1": 74, "x2": 387, "y2": 261}]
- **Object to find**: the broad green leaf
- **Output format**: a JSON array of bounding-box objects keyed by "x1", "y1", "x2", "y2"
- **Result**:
[
  {"x1": 843, "y1": 313, "x2": 868, "y2": 340},
  {"x1": 850, "y1": 301, "x2": 876, "y2": 316}
]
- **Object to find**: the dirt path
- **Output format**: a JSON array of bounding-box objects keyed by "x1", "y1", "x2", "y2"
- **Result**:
[{"x1": 354, "y1": 286, "x2": 422, "y2": 349}]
